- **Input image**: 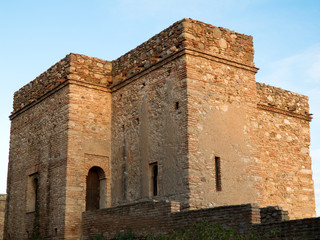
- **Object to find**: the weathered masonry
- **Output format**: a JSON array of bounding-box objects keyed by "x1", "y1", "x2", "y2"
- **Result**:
[
  {"x1": 4, "y1": 18, "x2": 316, "y2": 239},
  {"x1": 0, "y1": 195, "x2": 5, "y2": 240}
]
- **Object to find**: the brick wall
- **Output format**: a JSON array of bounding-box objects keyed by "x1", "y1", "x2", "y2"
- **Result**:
[
  {"x1": 254, "y1": 217, "x2": 320, "y2": 239},
  {"x1": 82, "y1": 200, "x2": 260, "y2": 239},
  {"x1": 82, "y1": 200, "x2": 320, "y2": 240},
  {"x1": 0, "y1": 195, "x2": 6, "y2": 240}
]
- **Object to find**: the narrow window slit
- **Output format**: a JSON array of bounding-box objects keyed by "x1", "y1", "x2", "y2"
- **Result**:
[
  {"x1": 215, "y1": 157, "x2": 222, "y2": 191},
  {"x1": 149, "y1": 163, "x2": 158, "y2": 196},
  {"x1": 175, "y1": 101, "x2": 179, "y2": 110}
]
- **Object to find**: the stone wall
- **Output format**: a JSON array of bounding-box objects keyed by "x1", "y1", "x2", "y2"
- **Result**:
[
  {"x1": 257, "y1": 83, "x2": 311, "y2": 117},
  {"x1": 111, "y1": 54, "x2": 189, "y2": 208},
  {"x1": 110, "y1": 17, "x2": 262, "y2": 211},
  {"x1": 111, "y1": 20, "x2": 185, "y2": 85},
  {"x1": 5, "y1": 18, "x2": 316, "y2": 239},
  {"x1": 6, "y1": 53, "x2": 112, "y2": 239},
  {"x1": 256, "y1": 83, "x2": 315, "y2": 219},
  {"x1": 260, "y1": 206, "x2": 289, "y2": 224},
  {"x1": 0, "y1": 195, "x2": 6, "y2": 240},
  {"x1": 112, "y1": 18, "x2": 255, "y2": 86},
  {"x1": 5, "y1": 83, "x2": 69, "y2": 239},
  {"x1": 185, "y1": 40, "x2": 260, "y2": 209},
  {"x1": 12, "y1": 53, "x2": 112, "y2": 115},
  {"x1": 182, "y1": 19, "x2": 255, "y2": 66},
  {"x1": 65, "y1": 81, "x2": 111, "y2": 238},
  {"x1": 82, "y1": 200, "x2": 260, "y2": 239}
]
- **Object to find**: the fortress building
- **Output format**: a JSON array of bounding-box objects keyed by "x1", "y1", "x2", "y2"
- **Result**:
[{"x1": 3, "y1": 19, "x2": 316, "y2": 239}]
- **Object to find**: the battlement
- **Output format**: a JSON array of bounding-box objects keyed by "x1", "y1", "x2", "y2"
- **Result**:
[{"x1": 12, "y1": 53, "x2": 112, "y2": 116}]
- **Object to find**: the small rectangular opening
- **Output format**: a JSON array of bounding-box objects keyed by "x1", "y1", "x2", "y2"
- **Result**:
[
  {"x1": 215, "y1": 157, "x2": 222, "y2": 191},
  {"x1": 26, "y1": 173, "x2": 39, "y2": 212},
  {"x1": 175, "y1": 101, "x2": 179, "y2": 110},
  {"x1": 149, "y1": 162, "x2": 158, "y2": 196}
]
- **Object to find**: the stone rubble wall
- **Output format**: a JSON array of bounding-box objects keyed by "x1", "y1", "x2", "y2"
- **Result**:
[
  {"x1": 112, "y1": 18, "x2": 255, "y2": 86},
  {"x1": 12, "y1": 55, "x2": 70, "y2": 113},
  {"x1": 256, "y1": 82, "x2": 315, "y2": 219},
  {"x1": 260, "y1": 206, "x2": 289, "y2": 224},
  {"x1": 182, "y1": 18, "x2": 255, "y2": 66},
  {"x1": 111, "y1": 55, "x2": 190, "y2": 208},
  {"x1": 12, "y1": 53, "x2": 112, "y2": 115},
  {"x1": 0, "y1": 195, "x2": 6, "y2": 240},
  {"x1": 67, "y1": 53, "x2": 112, "y2": 86},
  {"x1": 256, "y1": 82, "x2": 311, "y2": 118},
  {"x1": 6, "y1": 85, "x2": 70, "y2": 239},
  {"x1": 111, "y1": 19, "x2": 185, "y2": 85}
]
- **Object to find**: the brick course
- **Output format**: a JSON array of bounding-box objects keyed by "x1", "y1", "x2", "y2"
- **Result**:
[
  {"x1": 82, "y1": 200, "x2": 320, "y2": 240},
  {"x1": 82, "y1": 200, "x2": 260, "y2": 239}
]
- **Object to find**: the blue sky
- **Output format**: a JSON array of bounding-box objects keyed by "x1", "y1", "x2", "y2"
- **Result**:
[{"x1": 0, "y1": 0, "x2": 319, "y2": 216}]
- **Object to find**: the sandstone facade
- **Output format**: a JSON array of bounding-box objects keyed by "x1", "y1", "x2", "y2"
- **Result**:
[{"x1": 4, "y1": 19, "x2": 315, "y2": 239}]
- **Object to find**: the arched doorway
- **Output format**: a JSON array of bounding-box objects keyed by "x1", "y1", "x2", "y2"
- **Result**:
[{"x1": 86, "y1": 166, "x2": 106, "y2": 211}]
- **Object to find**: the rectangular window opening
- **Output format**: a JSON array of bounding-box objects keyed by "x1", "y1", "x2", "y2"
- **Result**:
[
  {"x1": 215, "y1": 157, "x2": 222, "y2": 191},
  {"x1": 26, "y1": 173, "x2": 39, "y2": 213},
  {"x1": 149, "y1": 162, "x2": 158, "y2": 197}
]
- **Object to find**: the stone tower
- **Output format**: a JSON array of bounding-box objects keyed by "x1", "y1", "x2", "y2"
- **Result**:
[{"x1": 4, "y1": 19, "x2": 315, "y2": 239}]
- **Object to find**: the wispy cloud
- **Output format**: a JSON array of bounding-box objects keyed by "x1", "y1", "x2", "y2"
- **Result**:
[{"x1": 257, "y1": 44, "x2": 320, "y2": 90}]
